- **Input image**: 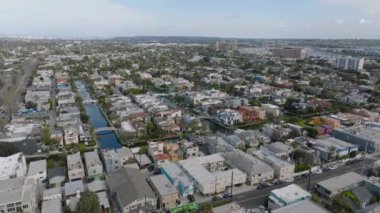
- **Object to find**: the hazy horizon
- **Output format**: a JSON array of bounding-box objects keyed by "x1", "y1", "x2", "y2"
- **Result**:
[{"x1": 1, "y1": 0, "x2": 379, "y2": 39}]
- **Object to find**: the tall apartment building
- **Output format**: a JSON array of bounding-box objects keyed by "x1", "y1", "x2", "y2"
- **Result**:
[
  {"x1": 336, "y1": 57, "x2": 364, "y2": 71},
  {"x1": 0, "y1": 177, "x2": 38, "y2": 213},
  {"x1": 211, "y1": 40, "x2": 238, "y2": 52},
  {"x1": 271, "y1": 47, "x2": 306, "y2": 59},
  {"x1": 0, "y1": 153, "x2": 27, "y2": 181}
]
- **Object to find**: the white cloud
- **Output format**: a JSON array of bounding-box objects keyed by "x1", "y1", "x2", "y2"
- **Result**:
[
  {"x1": 334, "y1": 19, "x2": 344, "y2": 24},
  {"x1": 359, "y1": 18, "x2": 370, "y2": 24}
]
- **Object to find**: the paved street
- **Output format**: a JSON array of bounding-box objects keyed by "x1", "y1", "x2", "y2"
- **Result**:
[
  {"x1": 235, "y1": 158, "x2": 377, "y2": 209},
  {"x1": 196, "y1": 155, "x2": 380, "y2": 210}
]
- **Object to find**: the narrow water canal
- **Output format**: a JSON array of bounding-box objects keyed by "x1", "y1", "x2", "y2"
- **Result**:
[{"x1": 75, "y1": 81, "x2": 122, "y2": 149}]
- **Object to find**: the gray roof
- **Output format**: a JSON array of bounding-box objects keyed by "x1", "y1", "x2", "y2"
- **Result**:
[
  {"x1": 43, "y1": 187, "x2": 61, "y2": 197},
  {"x1": 149, "y1": 175, "x2": 178, "y2": 196},
  {"x1": 42, "y1": 198, "x2": 62, "y2": 213},
  {"x1": 266, "y1": 142, "x2": 294, "y2": 154},
  {"x1": 317, "y1": 172, "x2": 365, "y2": 193},
  {"x1": 0, "y1": 177, "x2": 25, "y2": 205},
  {"x1": 222, "y1": 150, "x2": 274, "y2": 176},
  {"x1": 64, "y1": 180, "x2": 85, "y2": 196},
  {"x1": 271, "y1": 200, "x2": 329, "y2": 213},
  {"x1": 353, "y1": 186, "x2": 373, "y2": 204},
  {"x1": 97, "y1": 191, "x2": 110, "y2": 209},
  {"x1": 107, "y1": 168, "x2": 156, "y2": 207},
  {"x1": 48, "y1": 167, "x2": 65, "y2": 179},
  {"x1": 28, "y1": 159, "x2": 47, "y2": 176},
  {"x1": 87, "y1": 180, "x2": 106, "y2": 193}
]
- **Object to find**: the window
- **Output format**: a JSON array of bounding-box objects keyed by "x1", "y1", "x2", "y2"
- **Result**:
[
  {"x1": 23, "y1": 205, "x2": 29, "y2": 209},
  {"x1": 7, "y1": 207, "x2": 15, "y2": 212}
]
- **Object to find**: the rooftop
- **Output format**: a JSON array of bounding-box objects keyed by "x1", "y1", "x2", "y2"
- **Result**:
[
  {"x1": 270, "y1": 184, "x2": 311, "y2": 204},
  {"x1": 149, "y1": 175, "x2": 178, "y2": 196},
  {"x1": 28, "y1": 159, "x2": 46, "y2": 176},
  {"x1": 271, "y1": 200, "x2": 329, "y2": 213},
  {"x1": 160, "y1": 163, "x2": 193, "y2": 186},
  {"x1": 107, "y1": 168, "x2": 155, "y2": 206},
  {"x1": 41, "y1": 198, "x2": 62, "y2": 213},
  {"x1": 317, "y1": 172, "x2": 365, "y2": 193}
]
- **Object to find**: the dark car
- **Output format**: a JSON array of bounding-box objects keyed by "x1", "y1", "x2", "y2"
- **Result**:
[
  {"x1": 345, "y1": 160, "x2": 354, "y2": 165},
  {"x1": 322, "y1": 167, "x2": 330, "y2": 172},
  {"x1": 223, "y1": 193, "x2": 233, "y2": 199},
  {"x1": 187, "y1": 194, "x2": 195, "y2": 202},
  {"x1": 257, "y1": 183, "x2": 268, "y2": 190},
  {"x1": 301, "y1": 173, "x2": 309, "y2": 178},
  {"x1": 274, "y1": 180, "x2": 284, "y2": 185}
]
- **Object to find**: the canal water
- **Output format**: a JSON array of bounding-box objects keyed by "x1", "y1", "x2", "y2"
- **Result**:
[{"x1": 75, "y1": 81, "x2": 122, "y2": 149}]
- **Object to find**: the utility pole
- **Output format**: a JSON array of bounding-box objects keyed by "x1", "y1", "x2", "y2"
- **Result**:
[
  {"x1": 230, "y1": 171, "x2": 234, "y2": 202},
  {"x1": 214, "y1": 176, "x2": 217, "y2": 196},
  {"x1": 307, "y1": 153, "x2": 313, "y2": 191},
  {"x1": 361, "y1": 142, "x2": 369, "y2": 175}
]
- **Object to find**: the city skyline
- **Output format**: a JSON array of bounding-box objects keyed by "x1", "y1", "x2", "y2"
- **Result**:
[{"x1": 0, "y1": 0, "x2": 379, "y2": 39}]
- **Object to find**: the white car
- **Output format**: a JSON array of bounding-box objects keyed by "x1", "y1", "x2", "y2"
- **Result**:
[
  {"x1": 285, "y1": 177, "x2": 294, "y2": 183},
  {"x1": 314, "y1": 169, "x2": 322, "y2": 174},
  {"x1": 329, "y1": 165, "x2": 338, "y2": 170}
]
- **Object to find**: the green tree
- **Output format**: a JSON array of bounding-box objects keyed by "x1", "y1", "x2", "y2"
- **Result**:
[
  {"x1": 77, "y1": 191, "x2": 100, "y2": 213},
  {"x1": 25, "y1": 101, "x2": 37, "y2": 110},
  {"x1": 349, "y1": 151, "x2": 357, "y2": 158},
  {"x1": 305, "y1": 127, "x2": 318, "y2": 138},
  {"x1": 42, "y1": 126, "x2": 52, "y2": 146}
]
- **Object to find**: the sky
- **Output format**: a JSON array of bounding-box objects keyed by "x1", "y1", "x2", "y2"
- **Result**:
[{"x1": 0, "y1": 0, "x2": 379, "y2": 39}]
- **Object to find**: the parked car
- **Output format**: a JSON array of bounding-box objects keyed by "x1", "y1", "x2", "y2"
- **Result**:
[
  {"x1": 274, "y1": 180, "x2": 284, "y2": 185},
  {"x1": 257, "y1": 183, "x2": 268, "y2": 190},
  {"x1": 345, "y1": 160, "x2": 354, "y2": 165},
  {"x1": 314, "y1": 169, "x2": 323, "y2": 174},
  {"x1": 329, "y1": 165, "x2": 338, "y2": 170},
  {"x1": 223, "y1": 193, "x2": 233, "y2": 199},
  {"x1": 285, "y1": 177, "x2": 294, "y2": 183},
  {"x1": 322, "y1": 167, "x2": 330, "y2": 172}
]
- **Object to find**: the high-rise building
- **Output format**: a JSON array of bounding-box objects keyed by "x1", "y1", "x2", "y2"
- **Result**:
[
  {"x1": 211, "y1": 40, "x2": 238, "y2": 52},
  {"x1": 336, "y1": 57, "x2": 364, "y2": 71},
  {"x1": 271, "y1": 47, "x2": 306, "y2": 59}
]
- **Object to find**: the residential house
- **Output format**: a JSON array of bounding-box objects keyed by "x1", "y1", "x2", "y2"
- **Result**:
[
  {"x1": 107, "y1": 168, "x2": 157, "y2": 213},
  {"x1": 101, "y1": 149, "x2": 120, "y2": 173},
  {"x1": 27, "y1": 159, "x2": 47, "y2": 183},
  {"x1": 84, "y1": 151, "x2": 103, "y2": 179},
  {"x1": 67, "y1": 152, "x2": 85, "y2": 181},
  {"x1": 268, "y1": 184, "x2": 311, "y2": 210},
  {"x1": 63, "y1": 126, "x2": 79, "y2": 145},
  {"x1": 223, "y1": 150, "x2": 274, "y2": 185},
  {"x1": 47, "y1": 167, "x2": 65, "y2": 187},
  {"x1": 149, "y1": 175, "x2": 180, "y2": 209},
  {"x1": 160, "y1": 163, "x2": 194, "y2": 197},
  {"x1": 116, "y1": 147, "x2": 134, "y2": 168}
]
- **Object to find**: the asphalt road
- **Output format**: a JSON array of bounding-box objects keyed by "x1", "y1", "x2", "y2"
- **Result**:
[
  {"x1": 0, "y1": 57, "x2": 39, "y2": 118},
  {"x1": 234, "y1": 157, "x2": 377, "y2": 209}
]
